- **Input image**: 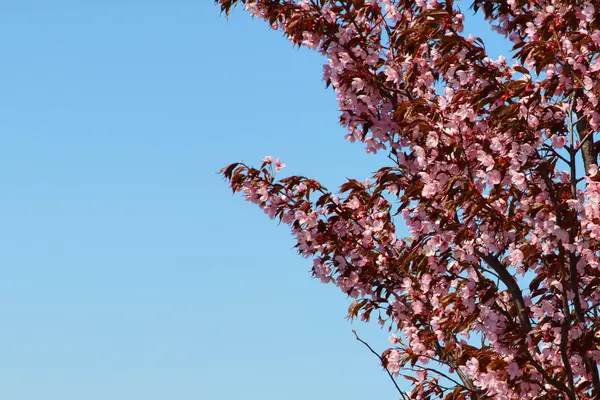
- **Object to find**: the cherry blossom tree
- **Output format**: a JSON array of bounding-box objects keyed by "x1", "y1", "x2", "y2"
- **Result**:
[{"x1": 217, "y1": 0, "x2": 600, "y2": 398}]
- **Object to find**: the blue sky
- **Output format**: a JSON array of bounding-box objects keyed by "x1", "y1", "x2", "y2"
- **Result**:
[{"x1": 0, "y1": 2, "x2": 508, "y2": 399}]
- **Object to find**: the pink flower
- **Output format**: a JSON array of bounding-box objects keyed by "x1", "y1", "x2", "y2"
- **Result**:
[
  {"x1": 509, "y1": 249, "x2": 524, "y2": 265},
  {"x1": 384, "y1": 67, "x2": 400, "y2": 84},
  {"x1": 422, "y1": 182, "x2": 438, "y2": 198},
  {"x1": 512, "y1": 172, "x2": 526, "y2": 187},
  {"x1": 465, "y1": 358, "x2": 479, "y2": 376},
  {"x1": 386, "y1": 349, "x2": 402, "y2": 374},
  {"x1": 274, "y1": 158, "x2": 286, "y2": 172},
  {"x1": 426, "y1": 132, "x2": 439, "y2": 148},
  {"x1": 551, "y1": 135, "x2": 567, "y2": 149},
  {"x1": 507, "y1": 362, "x2": 522, "y2": 380},
  {"x1": 351, "y1": 78, "x2": 365, "y2": 92},
  {"x1": 583, "y1": 2, "x2": 595, "y2": 22},
  {"x1": 415, "y1": 369, "x2": 427, "y2": 382},
  {"x1": 489, "y1": 170, "x2": 502, "y2": 185},
  {"x1": 478, "y1": 151, "x2": 495, "y2": 170},
  {"x1": 413, "y1": 300, "x2": 425, "y2": 314}
]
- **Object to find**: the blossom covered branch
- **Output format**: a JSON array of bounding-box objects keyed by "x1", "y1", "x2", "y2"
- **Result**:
[{"x1": 218, "y1": 0, "x2": 600, "y2": 398}]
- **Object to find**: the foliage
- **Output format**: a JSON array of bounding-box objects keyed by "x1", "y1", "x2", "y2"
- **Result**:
[{"x1": 217, "y1": 0, "x2": 600, "y2": 398}]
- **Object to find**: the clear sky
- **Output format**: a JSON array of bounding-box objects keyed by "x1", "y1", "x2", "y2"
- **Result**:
[{"x1": 0, "y1": 2, "x2": 508, "y2": 400}]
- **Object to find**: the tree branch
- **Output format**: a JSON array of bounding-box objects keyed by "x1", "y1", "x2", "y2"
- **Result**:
[
  {"x1": 477, "y1": 251, "x2": 532, "y2": 333},
  {"x1": 352, "y1": 330, "x2": 409, "y2": 400}
]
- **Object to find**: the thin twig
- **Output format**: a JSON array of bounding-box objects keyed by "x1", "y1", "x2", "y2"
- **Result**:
[
  {"x1": 540, "y1": 144, "x2": 570, "y2": 164},
  {"x1": 408, "y1": 366, "x2": 468, "y2": 389},
  {"x1": 352, "y1": 330, "x2": 409, "y2": 400}
]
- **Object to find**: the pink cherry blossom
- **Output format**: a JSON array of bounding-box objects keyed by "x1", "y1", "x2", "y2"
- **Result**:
[
  {"x1": 274, "y1": 158, "x2": 286, "y2": 172},
  {"x1": 551, "y1": 135, "x2": 567, "y2": 149}
]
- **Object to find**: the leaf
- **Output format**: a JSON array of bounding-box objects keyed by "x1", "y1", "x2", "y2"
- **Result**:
[
  {"x1": 316, "y1": 193, "x2": 331, "y2": 207},
  {"x1": 513, "y1": 65, "x2": 530, "y2": 75},
  {"x1": 347, "y1": 299, "x2": 367, "y2": 320},
  {"x1": 221, "y1": 162, "x2": 241, "y2": 180},
  {"x1": 340, "y1": 179, "x2": 364, "y2": 193},
  {"x1": 487, "y1": 359, "x2": 507, "y2": 371}
]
